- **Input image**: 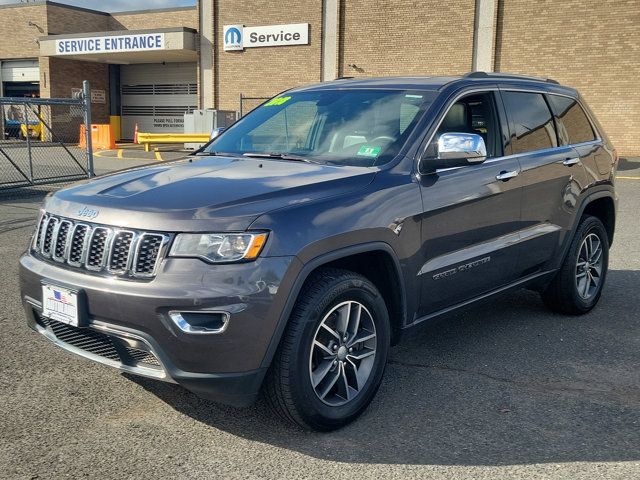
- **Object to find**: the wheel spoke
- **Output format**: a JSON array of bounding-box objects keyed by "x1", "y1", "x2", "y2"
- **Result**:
[
  {"x1": 347, "y1": 348, "x2": 375, "y2": 361},
  {"x1": 347, "y1": 303, "x2": 362, "y2": 343},
  {"x1": 347, "y1": 329, "x2": 375, "y2": 347},
  {"x1": 312, "y1": 359, "x2": 336, "y2": 388},
  {"x1": 582, "y1": 272, "x2": 591, "y2": 297},
  {"x1": 335, "y1": 303, "x2": 351, "y2": 336},
  {"x1": 314, "y1": 340, "x2": 334, "y2": 357},
  {"x1": 576, "y1": 271, "x2": 588, "y2": 279},
  {"x1": 318, "y1": 365, "x2": 341, "y2": 399},
  {"x1": 339, "y1": 362, "x2": 353, "y2": 401},
  {"x1": 590, "y1": 245, "x2": 603, "y2": 264},
  {"x1": 320, "y1": 323, "x2": 341, "y2": 341}
]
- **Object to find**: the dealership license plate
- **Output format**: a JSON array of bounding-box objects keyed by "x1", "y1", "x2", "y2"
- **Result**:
[{"x1": 42, "y1": 284, "x2": 79, "y2": 327}]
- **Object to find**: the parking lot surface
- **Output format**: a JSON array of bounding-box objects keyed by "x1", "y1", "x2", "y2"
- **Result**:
[{"x1": 1, "y1": 157, "x2": 639, "y2": 479}]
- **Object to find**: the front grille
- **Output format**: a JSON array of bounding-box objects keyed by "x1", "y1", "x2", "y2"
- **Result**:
[
  {"x1": 33, "y1": 213, "x2": 169, "y2": 279},
  {"x1": 38, "y1": 315, "x2": 163, "y2": 370}
]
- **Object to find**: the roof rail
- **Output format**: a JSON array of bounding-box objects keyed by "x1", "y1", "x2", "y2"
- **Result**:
[{"x1": 463, "y1": 71, "x2": 560, "y2": 85}]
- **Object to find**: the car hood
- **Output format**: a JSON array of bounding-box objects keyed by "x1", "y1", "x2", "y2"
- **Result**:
[{"x1": 44, "y1": 156, "x2": 376, "y2": 231}]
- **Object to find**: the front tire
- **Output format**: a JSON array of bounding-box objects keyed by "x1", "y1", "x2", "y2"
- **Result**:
[
  {"x1": 264, "y1": 268, "x2": 390, "y2": 431},
  {"x1": 542, "y1": 215, "x2": 609, "y2": 315}
]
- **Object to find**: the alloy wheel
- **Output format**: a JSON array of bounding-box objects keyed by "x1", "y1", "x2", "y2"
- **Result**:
[
  {"x1": 576, "y1": 232, "x2": 604, "y2": 300},
  {"x1": 308, "y1": 301, "x2": 377, "y2": 407}
]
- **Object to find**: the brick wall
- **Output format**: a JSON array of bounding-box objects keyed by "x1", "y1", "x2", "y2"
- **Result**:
[
  {"x1": 495, "y1": 0, "x2": 640, "y2": 156},
  {"x1": 46, "y1": 4, "x2": 110, "y2": 35},
  {"x1": 0, "y1": 4, "x2": 48, "y2": 59},
  {"x1": 110, "y1": 7, "x2": 198, "y2": 31},
  {"x1": 212, "y1": 0, "x2": 323, "y2": 112},
  {"x1": 41, "y1": 57, "x2": 109, "y2": 123},
  {"x1": 338, "y1": 0, "x2": 475, "y2": 78}
]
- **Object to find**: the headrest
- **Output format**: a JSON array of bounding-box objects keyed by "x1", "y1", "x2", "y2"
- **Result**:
[{"x1": 441, "y1": 103, "x2": 467, "y2": 131}]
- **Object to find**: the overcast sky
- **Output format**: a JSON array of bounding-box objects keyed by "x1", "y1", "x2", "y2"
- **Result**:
[{"x1": 0, "y1": 0, "x2": 196, "y2": 12}]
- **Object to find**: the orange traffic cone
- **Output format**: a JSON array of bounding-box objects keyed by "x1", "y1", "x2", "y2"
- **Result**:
[{"x1": 133, "y1": 123, "x2": 139, "y2": 144}]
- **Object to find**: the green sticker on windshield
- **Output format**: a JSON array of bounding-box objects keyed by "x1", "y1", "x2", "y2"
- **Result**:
[
  {"x1": 357, "y1": 145, "x2": 381, "y2": 157},
  {"x1": 264, "y1": 96, "x2": 291, "y2": 106}
]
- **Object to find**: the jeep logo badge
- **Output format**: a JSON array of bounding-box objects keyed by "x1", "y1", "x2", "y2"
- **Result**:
[{"x1": 77, "y1": 206, "x2": 99, "y2": 219}]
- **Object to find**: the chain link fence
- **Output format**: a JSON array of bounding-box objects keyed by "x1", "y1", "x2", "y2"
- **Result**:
[{"x1": 0, "y1": 82, "x2": 93, "y2": 191}]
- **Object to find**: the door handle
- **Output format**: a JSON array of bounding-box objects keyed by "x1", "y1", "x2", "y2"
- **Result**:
[
  {"x1": 563, "y1": 157, "x2": 580, "y2": 166},
  {"x1": 496, "y1": 170, "x2": 519, "y2": 181}
]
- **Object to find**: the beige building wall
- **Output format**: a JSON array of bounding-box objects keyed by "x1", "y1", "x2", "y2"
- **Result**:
[
  {"x1": 110, "y1": 7, "x2": 198, "y2": 31},
  {"x1": 46, "y1": 3, "x2": 110, "y2": 34},
  {"x1": 495, "y1": 0, "x2": 640, "y2": 156},
  {"x1": 212, "y1": 0, "x2": 323, "y2": 111},
  {"x1": 0, "y1": 4, "x2": 48, "y2": 59},
  {"x1": 338, "y1": 0, "x2": 476, "y2": 77}
]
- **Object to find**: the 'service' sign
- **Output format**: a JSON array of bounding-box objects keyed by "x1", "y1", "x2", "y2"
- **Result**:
[{"x1": 55, "y1": 33, "x2": 165, "y2": 55}]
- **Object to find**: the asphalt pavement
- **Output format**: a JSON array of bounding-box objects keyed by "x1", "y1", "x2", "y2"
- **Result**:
[{"x1": 1, "y1": 157, "x2": 639, "y2": 479}]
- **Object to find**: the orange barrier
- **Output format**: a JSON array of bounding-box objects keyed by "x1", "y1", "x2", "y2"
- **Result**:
[{"x1": 79, "y1": 124, "x2": 116, "y2": 151}]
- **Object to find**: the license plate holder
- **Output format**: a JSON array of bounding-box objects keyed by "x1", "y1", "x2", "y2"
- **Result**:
[{"x1": 41, "y1": 283, "x2": 84, "y2": 327}]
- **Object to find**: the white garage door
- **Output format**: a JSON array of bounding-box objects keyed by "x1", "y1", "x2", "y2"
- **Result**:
[
  {"x1": 1, "y1": 59, "x2": 40, "y2": 82},
  {"x1": 120, "y1": 62, "x2": 197, "y2": 139}
]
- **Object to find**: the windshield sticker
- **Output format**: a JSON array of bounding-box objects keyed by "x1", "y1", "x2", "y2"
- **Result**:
[
  {"x1": 264, "y1": 96, "x2": 292, "y2": 106},
  {"x1": 405, "y1": 94, "x2": 423, "y2": 99},
  {"x1": 357, "y1": 145, "x2": 381, "y2": 157}
]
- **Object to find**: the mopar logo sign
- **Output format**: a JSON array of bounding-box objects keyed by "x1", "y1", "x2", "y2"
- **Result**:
[
  {"x1": 223, "y1": 23, "x2": 309, "y2": 51},
  {"x1": 223, "y1": 25, "x2": 244, "y2": 51}
]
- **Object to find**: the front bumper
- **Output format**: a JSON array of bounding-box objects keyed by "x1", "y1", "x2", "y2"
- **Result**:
[{"x1": 20, "y1": 253, "x2": 299, "y2": 406}]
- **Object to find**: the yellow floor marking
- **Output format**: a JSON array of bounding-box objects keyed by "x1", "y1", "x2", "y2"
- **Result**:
[
  {"x1": 154, "y1": 149, "x2": 163, "y2": 161},
  {"x1": 616, "y1": 176, "x2": 640, "y2": 180},
  {"x1": 117, "y1": 149, "x2": 123, "y2": 159}
]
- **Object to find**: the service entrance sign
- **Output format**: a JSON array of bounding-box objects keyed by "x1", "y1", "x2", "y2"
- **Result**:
[
  {"x1": 55, "y1": 33, "x2": 165, "y2": 55},
  {"x1": 223, "y1": 23, "x2": 309, "y2": 51}
]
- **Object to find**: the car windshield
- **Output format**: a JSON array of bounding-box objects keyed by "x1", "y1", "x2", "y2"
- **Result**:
[{"x1": 203, "y1": 89, "x2": 437, "y2": 166}]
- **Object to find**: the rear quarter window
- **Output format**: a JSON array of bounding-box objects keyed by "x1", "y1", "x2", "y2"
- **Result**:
[
  {"x1": 502, "y1": 91, "x2": 558, "y2": 154},
  {"x1": 548, "y1": 95, "x2": 596, "y2": 145}
]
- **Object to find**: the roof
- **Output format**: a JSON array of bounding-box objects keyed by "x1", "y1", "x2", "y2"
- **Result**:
[{"x1": 293, "y1": 72, "x2": 578, "y2": 96}]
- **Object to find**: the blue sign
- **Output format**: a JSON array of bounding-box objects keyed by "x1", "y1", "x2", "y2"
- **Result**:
[{"x1": 223, "y1": 25, "x2": 244, "y2": 51}]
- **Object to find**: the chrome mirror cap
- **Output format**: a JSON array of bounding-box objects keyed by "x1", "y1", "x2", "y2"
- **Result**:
[{"x1": 437, "y1": 132, "x2": 487, "y2": 163}]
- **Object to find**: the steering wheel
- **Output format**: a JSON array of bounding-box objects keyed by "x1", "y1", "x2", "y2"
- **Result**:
[{"x1": 369, "y1": 136, "x2": 395, "y2": 144}]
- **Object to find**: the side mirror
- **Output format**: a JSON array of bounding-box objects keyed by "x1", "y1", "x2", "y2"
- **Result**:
[
  {"x1": 424, "y1": 132, "x2": 487, "y2": 170},
  {"x1": 210, "y1": 127, "x2": 226, "y2": 140}
]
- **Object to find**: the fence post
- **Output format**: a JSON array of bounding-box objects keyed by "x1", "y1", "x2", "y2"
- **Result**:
[
  {"x1": 23, "y1": 103, "x2": 33, "y2": 182},
  {"x1": 239, "y1": 93, "x2": 243, "y2": 118},
  {"x1": 82, "y1": 80, "x2": 94, "y2": 177}
]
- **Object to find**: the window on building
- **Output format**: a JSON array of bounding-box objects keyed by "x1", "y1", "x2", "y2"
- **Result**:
[
  {"x1": 547, "y1": 94, "x2": 596, "y2": 145},
  {"x1": 502, "y1": 91, "x2": 558, "y2": 154}
]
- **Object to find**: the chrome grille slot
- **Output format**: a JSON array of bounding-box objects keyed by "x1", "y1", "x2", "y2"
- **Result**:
[
  {"x1": 53, "y1": 220, "x2": 72, "y2": 261},
  {"x1": 30, "y1": 213, "x2": 168, "y2": 279},
  {"x1": 41, "y1": 217, "x2": 58, "y2": 256},
  {"x1": 34, "y1": 215, "x2": 47, "y2": 250},
  {"x1": 134, "y1": 234, "x2": 164, "y2": 276},
  {"x1": 68, "y1": 224, "x2": 89, "y2": 265},
  {"x1": 86, "y1": 227, "x2": 111, "y2": 270}
]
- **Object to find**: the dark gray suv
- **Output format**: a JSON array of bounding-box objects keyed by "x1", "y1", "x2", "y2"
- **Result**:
[{"x1": 20, "y1": 72, "x2": 618, "y2": 430}]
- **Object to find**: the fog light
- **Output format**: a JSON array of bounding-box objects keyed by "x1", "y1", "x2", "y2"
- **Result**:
[{"x1": 168, "y1": 311, "x2": 229, "y2": 334}]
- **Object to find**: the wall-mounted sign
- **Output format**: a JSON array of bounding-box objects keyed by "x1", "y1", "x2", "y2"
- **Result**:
[
  {"x1": 223, "y1": 23, "x2": 309, "y2": 51},
  {"x1": 55, "y1": 33, "x2": 165, "y2": 55},
  {"x1": 91, "y1": 89, "x2": 106, "y2": 104}
]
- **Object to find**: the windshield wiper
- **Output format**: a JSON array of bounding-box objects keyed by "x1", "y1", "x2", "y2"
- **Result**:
[
  {"x1": 193, "y1": 151, "x2": 242, "y2": 157},
  {"x1": 242, "y1": 152, "x2": 316, "y2": 163}
]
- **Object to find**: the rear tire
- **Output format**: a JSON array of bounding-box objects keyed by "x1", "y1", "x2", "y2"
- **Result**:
[
  {"x1": 541, "y1": 215, "x2": 609, "y2": 315},
  {"x1": 264, "y1": 268, "x2": 390, "y2": 431}
]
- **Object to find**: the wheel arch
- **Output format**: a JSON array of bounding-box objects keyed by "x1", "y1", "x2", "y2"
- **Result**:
[{"x1": 259, "y1": 242, "x2": 407, "y2": 370}]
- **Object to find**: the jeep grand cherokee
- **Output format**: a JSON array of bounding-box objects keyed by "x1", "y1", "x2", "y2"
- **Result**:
[{"x1": 20, "y1": 72, "x2": 618, "y2": 430}]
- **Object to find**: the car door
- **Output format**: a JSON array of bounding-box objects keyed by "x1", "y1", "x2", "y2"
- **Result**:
[
  {"x1": 500, "y1": 89, "x2": 590, "y2": 278},
  {"x1": 415, "y1": 89, "x2": 523, "y2": 318}
]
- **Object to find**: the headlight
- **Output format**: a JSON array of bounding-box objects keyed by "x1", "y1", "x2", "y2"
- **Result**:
[{"x1": 169, "y1": 232, "x2": 268, "y2": 263}]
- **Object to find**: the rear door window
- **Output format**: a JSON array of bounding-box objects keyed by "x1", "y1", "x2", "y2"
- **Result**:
[
  {"x1": 547, "y1": 94, "x2": 596, "y2": 145},
  {"x1": 502, "y1": 91, "x2": 558, "y2": 154}
]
